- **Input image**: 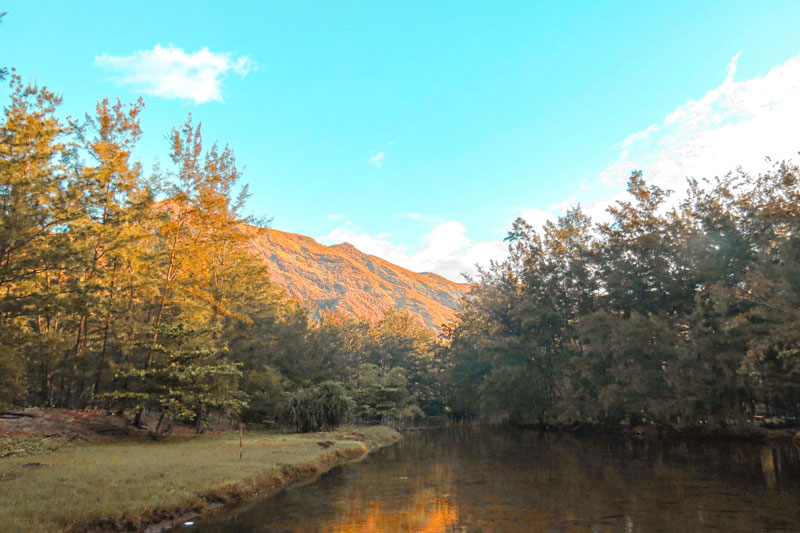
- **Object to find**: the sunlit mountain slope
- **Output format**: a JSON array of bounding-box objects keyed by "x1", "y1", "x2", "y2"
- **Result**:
[{"x1": 244, "y1": 226, "x2": 469, "y2": 329}]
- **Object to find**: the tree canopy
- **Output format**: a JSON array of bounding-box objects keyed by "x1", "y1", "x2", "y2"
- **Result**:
[{"x1": 2, "y1": 73, "x2": 797, "y2": 434}]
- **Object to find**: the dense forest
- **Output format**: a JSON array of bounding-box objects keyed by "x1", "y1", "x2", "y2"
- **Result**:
[
  {"x1": 1, "y1": 76, "x2": 798, "y2": 434},
  {"x1": 448, "y1": 167, "x2": 800, "y2": 427}
]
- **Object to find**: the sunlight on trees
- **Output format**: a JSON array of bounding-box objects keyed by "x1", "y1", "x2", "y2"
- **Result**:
[{"x1": 1, "y1": 73, "x2": 798, "y2": 433}]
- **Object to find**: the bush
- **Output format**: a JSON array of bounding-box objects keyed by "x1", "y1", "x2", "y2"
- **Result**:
[{"x1": 283, "y1": 381, "x2": 354, "y2": 432}]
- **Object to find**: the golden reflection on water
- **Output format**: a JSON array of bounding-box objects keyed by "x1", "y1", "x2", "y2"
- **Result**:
[
  {"x1": 760, "y1": 445, "x2": 777, "y2": 489},
  {"x1": 326, "y1": 493, "x2": 458, "y2": 533}
]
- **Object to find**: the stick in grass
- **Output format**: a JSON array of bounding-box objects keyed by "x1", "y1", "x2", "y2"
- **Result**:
[{"x1": 239, "y1": 422, "x2": 243, "y2": 461}]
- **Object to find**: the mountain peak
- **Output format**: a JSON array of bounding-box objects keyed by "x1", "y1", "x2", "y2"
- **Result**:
[
  {"x1": 331, "y1": 241, "x2": 359, "y2": 252},
  {"x1": 247, "y1": 227, "x2": 468, "y2": 329}
]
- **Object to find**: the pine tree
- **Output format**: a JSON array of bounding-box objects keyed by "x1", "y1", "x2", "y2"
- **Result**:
[
  {"x1": 0, "y1": 75, "x2": 79, "y2": 406},
  {"x1": 61, "y1": 98, "x2": 152, "y2": 405},
  {"x1": 103, "y1": 323, "x2": 245, "y2": 435}
]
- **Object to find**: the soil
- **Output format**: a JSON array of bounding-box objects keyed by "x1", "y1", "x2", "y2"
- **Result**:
[{"x1": 0, "y1": 408, "x2": 233, "y2": 442}]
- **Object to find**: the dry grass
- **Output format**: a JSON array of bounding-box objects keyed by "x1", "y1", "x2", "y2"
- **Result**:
[{"x1": 0, "y1": 425, "x2": 400, "y2": 532}]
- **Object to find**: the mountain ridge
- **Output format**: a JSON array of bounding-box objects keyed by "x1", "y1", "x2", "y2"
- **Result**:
[{"x1": 244, "y1": 226, "x2": 469, "y2": 329}]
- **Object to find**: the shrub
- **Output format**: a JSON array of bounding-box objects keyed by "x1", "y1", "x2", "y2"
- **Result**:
[{"x1": 283, "y1": 381, "x2": 354, "y2": 432}]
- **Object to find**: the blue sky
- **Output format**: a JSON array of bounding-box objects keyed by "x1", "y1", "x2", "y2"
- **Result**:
[{"x1": 5, "y1": 2, "x2": 800, "y2": 280}]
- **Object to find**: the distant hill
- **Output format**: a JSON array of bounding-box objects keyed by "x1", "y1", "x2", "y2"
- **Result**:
[{"x1": 244, "y1": 226, "x2": 470, "y2": 329}]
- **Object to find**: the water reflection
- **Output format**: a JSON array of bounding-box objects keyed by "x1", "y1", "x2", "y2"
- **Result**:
[
  {"x1": 192, "y1": 427, "x2": 800, "y2": 532},
  {"x1": 325, "y1": 494, "x2": 458, "y2": 532},
  {"x1": 760, "y1": 446, "x2": 777, "y2": 489}
]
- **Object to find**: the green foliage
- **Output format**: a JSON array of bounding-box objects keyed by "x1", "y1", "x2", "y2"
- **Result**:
[
  {"x1": 101, "y1": 323, "x2": 246, "y2": 433},
  {"x1": 352, "y1": 364, "x2": 417, "y2": 424},
  {"x1": 448, "y1": 165, "x2": 800, "y2": 427},
  {"x1": 282, "y1": 381, "x2": 354, "y2": 432},
  {"x1": 240, "y1": 365, "x2": 288, "y2": 425},
  {"x1": 0, "y1": 344, "x2": 24, "y2": 409}
]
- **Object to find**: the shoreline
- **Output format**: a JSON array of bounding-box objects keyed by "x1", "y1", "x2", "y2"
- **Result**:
[
  {"x1": 0, "y1": 426, "x2": 402, "y2": 533},
  {"x1": 399, "y1": 417, "x2": 800, "y2": 444},
  {"x1": 508, "y1": 420, "x2": 800, "y2": 444}
]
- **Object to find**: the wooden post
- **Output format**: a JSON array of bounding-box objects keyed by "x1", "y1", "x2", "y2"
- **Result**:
[{"x1": 239, "y1": 422, "x2": 243, "y2": 461}]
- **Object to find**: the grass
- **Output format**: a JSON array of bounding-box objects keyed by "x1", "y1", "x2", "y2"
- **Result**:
[
  {"x1": 0, "y1": 435, "x2": 65, "y2": 458},
  {"x1": 0, "y1": 425, "x2": 401, "y2": 532}
]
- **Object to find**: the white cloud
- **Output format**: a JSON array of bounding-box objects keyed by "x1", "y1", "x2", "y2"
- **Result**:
[
  {"x1": 319, "y1": 220, "x2": 507, "y2": 282},
  {"x1": 328, "y1": 54, "x2": 800, "y2": 282},
  {"x1": 397, "y1": 212, "x2": 441, "y2": 223},
  {"x1": 599, "y1": 52, "x2": 800, "y2": 199},
  {"x1": 318, "y1": 202, "x2": 571, "y2": 282},
  {"x1": 549, "y1": 197, "x2": 579, "y2": 215},
  {"x1": 326, "y1": 213, "x2": 344, "y2": 221},
  {"x1": 368, "y1": 152, "x2": 387, "y2": 168},
  {"x1": 519, "y1": 207, "x2": 557, "y2": 231},
  {"x1": 620, "y1": 123, "x2": 657, "y2": 149},
  {"x1": 95, "y1": 44, "x2": 255, "y2": 104}
]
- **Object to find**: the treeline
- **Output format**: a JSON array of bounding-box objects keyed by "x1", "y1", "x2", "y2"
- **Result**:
[
  {"x1": 5, "y1": 74, "x2": 798, "y2": 434},
  {"x1": 0, "y1": 77, "x2": 445, "y2": 432},
  {"x1": 445, "y1": 167, "x2": 800, "y2": 427}
]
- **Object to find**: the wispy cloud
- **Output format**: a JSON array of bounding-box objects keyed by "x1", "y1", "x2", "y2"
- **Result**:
[
  {"x1": 95, "y1": 44, "x2": 255, "y2": 104},
  {"x1": 368, "y1": 152, "x2": 387, "y2": 168},
  {"x1": 321, "y1": 54, "x2": 800, "y2": 282},
  {"x1": 319, "y1": 220, "x2": 507, "y2": 282},
  {"x1": 549, "y1": 197, "x2": 579, "y2": 215},
  {"x1": 318, "y1": 202, "x2": 573, "y2": 281},
  {"x1": 598, "y1": 52, "x2": 800, "y2": 198}
]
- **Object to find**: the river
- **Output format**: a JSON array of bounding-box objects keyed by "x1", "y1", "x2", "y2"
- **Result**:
[{"x1": 190, "y1": 426, "x2": 800, "y2": 532}]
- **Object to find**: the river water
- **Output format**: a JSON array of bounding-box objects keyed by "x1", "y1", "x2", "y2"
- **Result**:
[{"x1": 191, "y1": 426, "x2": 800, "y2": 532}]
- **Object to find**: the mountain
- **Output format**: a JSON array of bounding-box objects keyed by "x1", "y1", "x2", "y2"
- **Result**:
[{"x1": 244, "y1": 226, "x2": 470, "y2": 329}]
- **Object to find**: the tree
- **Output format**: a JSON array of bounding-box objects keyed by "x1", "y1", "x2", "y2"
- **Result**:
[
  {"x1": 352, "y1": 363, "x2": 417, "y2": 424},
  {"x1": 444, "y1": 166, "x2": 800, "y2": 428},
  {"x1": 0, "y1": 76, "x2": 79, "y2": 407},
  {"x1": 60, "y1": 98, "x2": 151, "y2": 405},
  {"x1": 103, "y1": 323, "x2": 245, "y2": 435}
]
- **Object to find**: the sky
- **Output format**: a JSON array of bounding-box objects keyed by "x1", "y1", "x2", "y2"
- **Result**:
[{"x1": 4, "y1": 2, "x2": 800, "y2": 281}]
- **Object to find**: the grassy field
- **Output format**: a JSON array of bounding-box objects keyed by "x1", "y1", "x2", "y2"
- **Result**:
[{"x1": 0, "y1": 425, "x2": 401, "y2": 532}]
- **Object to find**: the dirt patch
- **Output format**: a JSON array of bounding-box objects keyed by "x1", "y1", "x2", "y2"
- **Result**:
[{"x1": 0, "y1": 408, "x2": 233, "y2": 443}]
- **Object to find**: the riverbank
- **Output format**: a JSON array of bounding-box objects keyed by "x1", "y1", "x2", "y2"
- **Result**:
[
  {"x1": 0, "y1": 425, "x2": 401, "y2": 532},
  {"x1": 512, "y1": 420, "x2": 800, "y2": 443},
  {"x1": 191, "y1": 425, "x2": 800, "y2": 532}
]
